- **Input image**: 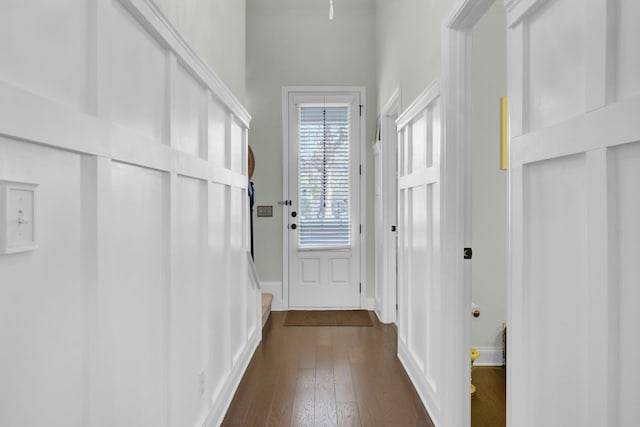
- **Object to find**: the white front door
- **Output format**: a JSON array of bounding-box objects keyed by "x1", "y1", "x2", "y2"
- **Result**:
[
  {"x1": 506, "y1": 1, "x2": 640, "y2": 426},
  {"x1": 286, "y1": 90, "x2": 362, "y2": 309}
]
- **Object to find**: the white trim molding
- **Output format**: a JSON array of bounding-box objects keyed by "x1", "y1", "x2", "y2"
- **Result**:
[
  {"x1": 381, "y1": 87, "x2": 402, "y2": 117},
  {"x1": 364, "y1": 298, "x2": 375, "y2": 311},
  {"x1": 438, "y1": 0, "x2": 501, "y2": 426},
  {"x1": 396, "y1": 81, "x2": 440, "y2": 130},
  {"x1": 119, "y1": 0, "x2": 251, "y2": 126},
  {"x1": 504, "y1": 0, "x2": 550, "y2": 28},
  {"x1": 399, "y1": 345, "x2": 442, "y2": 427},
  {"x1": 202, "y1": 326, "x2": 261, "y2": 427},
  {"x1": 374, "y1": 88, "x2": 402, "y2": 325}
]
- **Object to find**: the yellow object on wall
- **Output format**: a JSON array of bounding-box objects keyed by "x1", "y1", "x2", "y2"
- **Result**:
[{"x1": 501, "y1": 96, "x2": 508, "y2": 170}]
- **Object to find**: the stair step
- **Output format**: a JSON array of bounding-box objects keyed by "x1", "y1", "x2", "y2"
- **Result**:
[{"x1": 261, "y1": 293, "x2": 273, "y2": 328}]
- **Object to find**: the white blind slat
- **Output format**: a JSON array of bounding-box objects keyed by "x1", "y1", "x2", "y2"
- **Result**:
[{"x1": 298, "y1": 105, "x2": 351, "y2": 248}]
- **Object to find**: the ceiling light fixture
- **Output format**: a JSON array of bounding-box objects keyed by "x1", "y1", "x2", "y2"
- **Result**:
[{"x1": 329, "y1": 0, "x2": 334, "y2": 20}]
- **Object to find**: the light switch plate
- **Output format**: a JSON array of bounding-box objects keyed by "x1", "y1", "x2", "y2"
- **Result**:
[
  {"x1": 256, "y1": 205, "x2": 273, "y2": 217},
  {"x1": 0, "y1": 180, "x2": 38, "y2": 255}
]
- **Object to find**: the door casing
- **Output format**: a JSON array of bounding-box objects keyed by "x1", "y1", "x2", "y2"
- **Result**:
[
  {"x1": 440, "y1": 1, "x2": 498, "y2": 426},
  {"x1": 375, "y1": 88, "x2": 401, "y2": 324}
]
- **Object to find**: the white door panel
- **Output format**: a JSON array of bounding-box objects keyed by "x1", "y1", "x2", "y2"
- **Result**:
[
  {"x1": 507, "y1": 0, "x2": 640, "y2": 426},
  {"x1": 286, "y1": 90, "x2": 362, "y2": 309}
]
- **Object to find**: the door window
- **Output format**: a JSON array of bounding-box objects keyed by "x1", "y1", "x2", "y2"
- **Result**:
[{"x1": 298, "y1": 104, "x2": 351, "y2": 248}]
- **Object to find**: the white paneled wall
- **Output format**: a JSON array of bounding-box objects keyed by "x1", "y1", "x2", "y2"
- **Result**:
[
  {"x1": 506, "y1": 0, "x2": 640, "y2": 425},
  {"x1": 527, "y1": 0, "x2": 586, "y2": 130},
  {"x1": 0, "y1": 0, "x2": 91, "y2": 111},
  {"x1": 0, "y1": 139, "x2": 86, "y2": 427},
  {"x1": 617, "y1": 0, "x2": 640, "y2": 101},
  {"x1": 172, "y1": 62, "x2": 207, "y2": 158},
  {"x1": 0, "y1": 1, "x2": 257, "y2": 427},
  {"x1": 613, "y1": 141, "x2": 640, "y2": 426},
  {"x1": 111, "y1": 162, "x2": 166, "y2": 427},
  {"x1": 396, "y1": 82, "x2": 444, "y2": 426},
  {"x1": 171, "y1": 175, "x2": 207, "y2": 427},
  {"x1": 524, "y1": 155, "x2": 589, "y2": 426},
  {"x1": 108, "y1": 0, "x2": 168, "y2": 142}
]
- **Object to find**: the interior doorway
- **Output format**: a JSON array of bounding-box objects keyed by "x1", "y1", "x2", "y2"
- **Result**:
[
  {"x1": 468, "y1": 2, "x2": 508, "y2": 426},
  {"x1": 374, "y1": 89, "x2": 401, "y2": 324},
  {"x1": 442, "y1": 0, "x2": 507, "y2": 425}
]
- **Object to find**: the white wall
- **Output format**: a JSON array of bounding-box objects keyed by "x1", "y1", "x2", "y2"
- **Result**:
[
  {"x1": 470, "y1": 0, "x2": 507, "y2": 362},
  {"x1": 246, "y1": 0, "x2": 377, "y2": 304},
  {"x1": 155, "y1": 0, "x2": 247, "y2": 104},
  {"x1": 0, "y1": 1, "x2": 258, "y2": 426},
  {"x1": 376, "y1": 0, "x2": 457, "y2": 113}
]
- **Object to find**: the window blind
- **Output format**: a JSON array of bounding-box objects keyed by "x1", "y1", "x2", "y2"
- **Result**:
[{"x1": 298, "y1": 105, "x2": 351, "y2": 248}]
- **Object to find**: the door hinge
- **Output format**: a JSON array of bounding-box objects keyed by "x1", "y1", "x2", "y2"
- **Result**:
[
  {"x1": 359, "y1": 164, "x2": 362, "y2": 176},
  {"x1": 359, "y1": 283, "x2": 362, "y2": 293},
  {"x1": 396, "y1": 303, "x2": 398, "y2": 311},
  {"x1": 359, "y1": 104, "x2": 363, "y2": 116},
  {"x1": 391, "y1": 225, "x2": 397, "y2": 232},
  {"x1": 359, "y1": 224, "x2": 362, "y2": 234},
  {"x1": 464, "y1": 247, "x2": 473, "y2": 259}
]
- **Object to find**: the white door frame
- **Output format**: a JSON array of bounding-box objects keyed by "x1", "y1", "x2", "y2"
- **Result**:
[
  {"x1": 441, "y1": 0, "x2": 497, "y2": 426},
  {"x1": 281, "y1": 86, "x2": 367, "y2": 309},
  {"x1": 376, "y1": 88, "x2": 401, "y2": 324}
]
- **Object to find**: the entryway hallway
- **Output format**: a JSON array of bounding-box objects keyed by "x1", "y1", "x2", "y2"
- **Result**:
[{"x1": 222, "y1": 311, "x2": 434, "y2": 426}]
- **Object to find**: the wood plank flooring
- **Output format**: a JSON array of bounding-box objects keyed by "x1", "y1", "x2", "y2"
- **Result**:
[
  {"x1": 222, "y1": 311, "x2": 434, "y2": 427},
  {"x1": 471, "y1": 367, "x2": 506, "y2": 427}
]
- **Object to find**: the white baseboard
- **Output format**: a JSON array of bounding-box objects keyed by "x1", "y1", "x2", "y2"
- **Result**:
[
  {"x1": 472, "y1": 346, "x2": 504, "y2": 366},
  {"x1": 260, "y1": 282, "x2": 375, "y2": 311},
  {"x1": 398, "y1": 342, "x2": 442, "y2": 427},
  {"x1": 260, "y1": 281, "x2": 285, "y2": 311},
  {"x1": 202, "y1": 327, "x2": 261, "y2": 427},
  {"x1": 374, "y1": 297, "x2": 382, "y2": 321},
  {"x1": 364, "y1": 297, "x2": 375, "y2": 310}
]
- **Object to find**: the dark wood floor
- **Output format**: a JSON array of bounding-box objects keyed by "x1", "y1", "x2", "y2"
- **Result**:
[
  {"x1": 471, "y1": 367, "x2": 506, "y2": 427},
  {"x1": 222, "y1": 311, "x2": 434, "y2": 427}
]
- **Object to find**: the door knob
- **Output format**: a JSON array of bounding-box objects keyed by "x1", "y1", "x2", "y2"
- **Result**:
[
  {"x1": 290, "y1": 224, "x2": 297, "y2": 230},
  {"x1": 291, "y1": 211, "x2": 297, "y2": 217}
]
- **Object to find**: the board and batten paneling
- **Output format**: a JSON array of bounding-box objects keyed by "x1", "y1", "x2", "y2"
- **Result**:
[
  {"x1": 506, "y1": 0, "x2": 640, "y2": 426},
  {"x1": 0, "y1": 0, "x2": 91, "y2": 111},
  {"x1": 0, "y1": 1, "x2": 256, "y2": 427},
  {"x1": 612, "y1": 141, "x2": 640, "y2": 426},
  {"x1": 111, "y1": 162, "x2": 166, "y2": 427},
  {"x1": 396, "y1": 81, "x2": 443, "y2": 426},
  {"x1": 0, "y1": 138, "x2": 87, "y2": 427}
]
